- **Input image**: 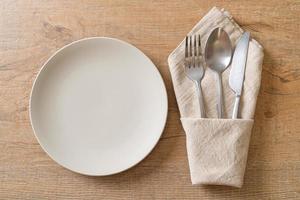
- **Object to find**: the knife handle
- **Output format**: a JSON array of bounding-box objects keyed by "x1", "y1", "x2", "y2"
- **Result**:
[{"x1": 232, "y1": 95, "x2": 240, "y2": 119}]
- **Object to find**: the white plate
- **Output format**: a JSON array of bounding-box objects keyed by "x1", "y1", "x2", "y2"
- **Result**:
[{"x1": 30, "y1": 37, "x2": 168, "y2": 175}]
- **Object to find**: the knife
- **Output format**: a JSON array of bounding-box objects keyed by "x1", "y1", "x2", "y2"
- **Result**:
[{"x1": 229, "y1": 32, "x2": 250, "y2": 119}]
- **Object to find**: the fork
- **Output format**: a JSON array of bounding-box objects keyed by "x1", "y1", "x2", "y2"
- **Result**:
[{"x1": 184, "y1": 35, "x2": 206, "y2": 118}]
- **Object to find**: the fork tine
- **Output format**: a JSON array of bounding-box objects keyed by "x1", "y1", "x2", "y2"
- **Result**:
[
  {"x1": 194, "y1": 35, "x2": 197, "y2": 56},
  {"x1": 193, "y1": 35, "x2": 197, "y2": 68},
  {"x1": 185, "y1": 36, "x2": 188, "y2": 58},
  {"x1": 189, "y1": 36, "x2": 192, "y2": 57},
  {"x1": 198, "y1": 34, "x2": 201, "y2": 56}
]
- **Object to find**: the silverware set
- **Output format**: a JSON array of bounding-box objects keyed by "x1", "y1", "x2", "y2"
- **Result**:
[{"x1": 184, "y1": 28, "x2": 250, "y2": 119}]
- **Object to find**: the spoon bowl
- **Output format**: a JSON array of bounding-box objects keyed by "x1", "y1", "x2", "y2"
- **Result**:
[{"x1": 205, "y1": 27, "x2": 232, "y2": 72}]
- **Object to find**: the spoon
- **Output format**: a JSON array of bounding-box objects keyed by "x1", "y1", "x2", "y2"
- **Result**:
[{"x1": 205, "y1": 28, "x2": 232, "y2": 118}]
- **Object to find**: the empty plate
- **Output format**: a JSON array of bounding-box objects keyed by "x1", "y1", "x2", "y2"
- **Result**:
[{"x1": 30, "y1": 37, "x2": 168, "y2": 175}]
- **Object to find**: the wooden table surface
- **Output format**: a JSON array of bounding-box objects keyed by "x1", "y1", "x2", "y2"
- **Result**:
[{"x1": 0, "y1": 0, "x2": 299, "y2": 199}]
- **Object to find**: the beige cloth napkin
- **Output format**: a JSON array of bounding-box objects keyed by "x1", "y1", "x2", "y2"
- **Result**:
[{"x1": 168, "y1": 7, "x2": 264, "y2": 188}]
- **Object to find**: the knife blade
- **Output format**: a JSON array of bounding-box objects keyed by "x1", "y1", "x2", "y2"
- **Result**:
[{"x1": 229, "y1": 32, "x2": 250, "y2": 119}]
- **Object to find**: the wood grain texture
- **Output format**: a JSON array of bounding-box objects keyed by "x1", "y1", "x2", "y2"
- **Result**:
[{"x1": 0, "y1": 0, "x2": 299, "y2": 199}]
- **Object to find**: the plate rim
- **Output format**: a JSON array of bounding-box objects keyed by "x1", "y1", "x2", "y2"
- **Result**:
[{"x1": 29, "y1": 37, "x2": 168, "y2": 176}]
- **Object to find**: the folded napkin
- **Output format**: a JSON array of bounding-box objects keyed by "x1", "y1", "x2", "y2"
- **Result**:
[{"x1": 168, "y1": 7, "x2": 264, "y2": 188}]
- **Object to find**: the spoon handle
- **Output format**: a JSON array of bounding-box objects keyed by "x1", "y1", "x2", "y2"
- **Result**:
[
  {"x1": 217, "y1": 72, "x2": 224, "y2": 118},
  {"x1": 195, "y1": 80, "x2": 206, "y2": 118}
]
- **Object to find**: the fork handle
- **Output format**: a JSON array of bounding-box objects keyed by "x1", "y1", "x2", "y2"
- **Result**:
[{"x1": 195, "y1": 80, "x2": 206, "y2": 118}]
